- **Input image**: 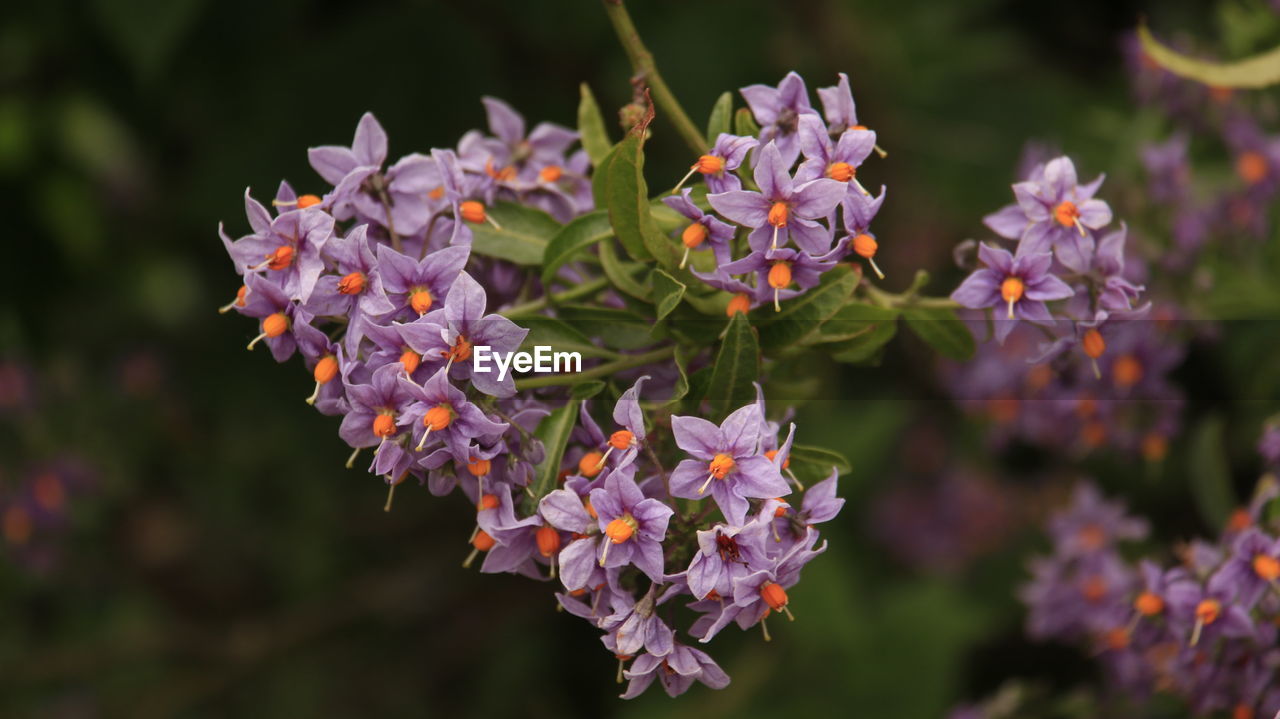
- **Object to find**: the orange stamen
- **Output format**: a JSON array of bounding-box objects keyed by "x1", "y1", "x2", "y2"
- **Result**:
[
  {"x1": 536, "y1": 525, "x2": 561, "y2": 557},
  {"x1": 460, "y1": 201, "x2": 487, "y2": 224},
  {"x1": 337, "y1": 271, "x2": 366, "y2": 295},
  {"x1": 726, "y1": 293, "x2": 751, "y2": 317},
  {"x1": 409, "y1": 288, "x2": 433, "y2": 315},
  {"x1": 578, "y1": 452, "x2": 604, "y2": 478},
  {"x1": 539, "y1": 165, "x2": 563, "y2": 183},
  {"x1": 296, "y1": 194, "x2": 322, "y2": 209},
  {"x1": 372, "y1": 412, "x2": 396, "y2": 439},
  {"x1": 827, "y1": 162, "x2": 855, "y2": 182},
  {"x1": 266, "y1": 245, "x2": 294, "y2": 271},
  {"x1": 1134, "y1": 591, "x2": 1165, "y2": 617}
]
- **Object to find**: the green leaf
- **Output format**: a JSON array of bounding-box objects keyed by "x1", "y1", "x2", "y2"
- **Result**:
[
  {"x1": 531, "y1": 401, "x2": 580, "y2": 500},
  {"x1": 540, "y1": 209, "x2": 611, "y2": 287},
  {"x1": 651, "y1": 269, "x2": 686, "y2": 322},
  {"x1": 469, "y1": 202, "x2": 561, "y2": 266},
  {"x1": 556, "y1": 304, "x2": 655, "y2": 350},
  {"x1": 578, "y1": 83, "x2": 613, "y2": 167},
  {"x1": 752, "y1": 265, "x2": 857, "y2": 350},
  {"x1": 704, "y1": 313, "x2": 760, "y2": 418},
  {"x1": 1188, "y1": 415, "x2": 1236, "y2": 531},
  {"x1": 902, "y1": 307, "x2": 976, "y2": 360},
  {"x1": 1138, "y1": 23, "x2": 1280, "y2": 89},
  {"x1": 808, "y1": 302, "x2": 900, "y2": 344},
  {"x1": 734, "y1": 107, "x2": 761, "y2": 137},
  {"x1": 519, "y1": 316, "x2": 621, "y2": 360},
  {"x1": 662, "y1": 345, "x2": 695, "y2": 409},
  {"x1": 571, "y1": 381, "x2": 606, "y2": 400},
  {"x1": 599, "y1": 237, "x2": 652, "y2": 301},
  {"x1": 599, "y1": 107, "x2": 679, "y2": 266},
  {"x1": 789, "y1": 444, "x2": 852, "y2": 475},
  {"x1": 706, "y1": 92, "x2": 732, "y2": 145},
  {"x1": 828, "y1": 313, "x2": 898, "y2": 364}
]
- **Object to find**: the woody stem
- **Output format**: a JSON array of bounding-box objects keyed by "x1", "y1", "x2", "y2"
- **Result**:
[{"x1": 602, "y1": 0, "x2": 708, "y2": 155}]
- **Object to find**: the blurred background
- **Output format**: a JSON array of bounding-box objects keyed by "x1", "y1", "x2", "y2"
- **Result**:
[{"x1": 2, "y1": 0, "x2": 1278, "y2": 716}]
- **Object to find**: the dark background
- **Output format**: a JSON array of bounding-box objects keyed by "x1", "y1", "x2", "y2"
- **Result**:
[{"x1": 0, "y1": 0, "x2": 1263, "y2": 717}]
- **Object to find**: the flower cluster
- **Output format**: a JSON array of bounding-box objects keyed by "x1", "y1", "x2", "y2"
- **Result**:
[
  {"x1": 1022, "y1": 481, "x2": 1280, "y2": 717},
  {"x1": 218, "y1": 91, "x2": 849, "y2": 698},
  {"x1": 675, "y1": 72, "x2": 888, "y2": 311},
  {"x1": 1, "y1": 458, "x2": 95, "y2": 574},
  {"x1": 942, "y1": 155, "x2": 1186, "y2": 457}
]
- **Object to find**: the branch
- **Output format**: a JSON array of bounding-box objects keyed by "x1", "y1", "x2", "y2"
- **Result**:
[{"x1": 602, "y1": 0, "x2": 708, "y2": 155}]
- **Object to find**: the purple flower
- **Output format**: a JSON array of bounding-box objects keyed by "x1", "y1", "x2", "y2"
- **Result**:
[
  {"x1": 396, "y1": 271, "x2": 528, "y2": 397},
  {"x1": 1259, "y1": 421, "x2": 1280, "y2": 469},
  {"x1": 708, "y1": 142, "x2": 845, "y2": 255},
  {"x1": 338, "y1": 362, "x2": 415, "y2": 452},
  {"x1": 291, "y1": 313, "x2": 347, "y2": 414},
  {"x1": 677, "y1": 133, "x2": 758, "y2": 194},
  {"x1": 987, "y1": 156, "x2": 1112, "y2": 272},
  {"x1": 1048, "y1": 483, "x2": 1150, "y2": 557},
  {"x1": 740, "y1": 71, "x2": 820, "y2": 167},
  {"x1": 308, "y1": 112, "x2": 387, "y2": 189},
  {"x1": 592, "y1": 376, "x2": 651, "y2": 472},
  {"x1": 459, "y1": 97, "x2": 578, "y2": 189},
  {"x1": 795, "y1": 114, "x2": 876, "y2": 195},
  {"x1": 220, "y1": 193, "x2": 334, "y2": 304},
  {"x1": 620, "y1": 643, "x2": 730, "y2": 699},
  {"x1": 704, "y1": 241, "x2": 847, "y2": 313},
  {"x1": 1093, "y1": 223, "x2": 1145, "y2": 313},
  {"x1": 951, "y1": 243, "x2": 1073, "y2": 343},
  {"x1": 661, "y1": 188, "x2": 736, "y2": 268},
  {"x1": 589, "y1": 466, "x2": 673, "y2": 583},
  {"x1": 669, "y1": 404, "x2": 790, "y2": 525},
  {"x1": 1207, "y1": 529, "x2": 1280, "y2": 610},
  {"x1": 399, "y1": 366, "x2": 506, "y2": 459},
  {"x1": 303, "y1": 225, "x2": 396, "y2": 353},
  {"x1": 376, "y1": 243, "x2": 470, "y2": 321},
  {"x1": 601, "y1": 586, "x2": 675, "y2": 658},
  {"x1": 239, "y1": 272, "x2": 302, "y2": 362},
  {"x1": 685, "y1": 514, "x2": 772, "y2": 601}
]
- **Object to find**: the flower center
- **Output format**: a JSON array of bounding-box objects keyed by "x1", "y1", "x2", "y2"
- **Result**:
[
  {"x1": 472, "y1": 529, "x2": 496, "y2": 551},
  {"x1": 313, "y1": 355, "x2": 339, "y2": 385},
  {"x1": 695, "y1": 154, "x2": 724, "y2": 175},
  {"x1": 400, "y1": 349, "x2": 421, "y2": 375},
  {"x1": 428, "y1": 185, "x2": 445, "y2": 201},
  {"x1": 1103, "y1": 627, "x2": 1130, "y2": 651},
  {"x1": 827, "y1": 162, "x2": 855, "y2": 182},
  {"x1": 460, "y1": 200, "x2": 488, "y2": 223},
  {"x1": 297, "y1": 194, "x2": 322, "y2": 209},
  {"x1": 681, "y1": 223, "x2": 707, "y2": 249},
  {"x1": 1134, "y1": 591, "x2": 1165, "y2": 616},
  {"x1": 1053, "y1": 200, "x2": 1080, "y2": 228},
  {"x1": 726, "y1": 293, "x2": 751, "y2": 317},
  {"x1": 445, "y1": 335, "x2": 473, "y2": 363},
  {"x1": 468, "y1": 457, "x2": 491, "y2": 476},
  {"x1": 409, "y1": 288, "x2": 434, "y2": 315},
  {"x1": 708, "y1": 453, "x2": 736, "y2": 479},
  {"x1": 605, "y1": 514, "x2": 638, "y2": 544},
  {"x1": 767, "y1": 201, "x2": 789, "y2": 228},
  {"x1": 609, "y1": 430, "x2": 634, "y2": 450},
  {"x1": 539, "y1": 165, "x2": 563, "y2": 183},
  {"x1": 372, "y1": 412, "x2": 396, "y2": 439},
  {"x1": 535, "y1": 525, "x2": 561, "y2": 557},
  {"x1": 1253, "y1": 554, "x2": 1280, "y2": 582},
  {"x1": 1112, "y1": 354, "x2": 1143, "y2": 389},
  {"x1": 760, "y1": 581, "x2": 789, "y2": 611},
  {"x1": 768, "y1": 262, "x2": 792, "y2": 290},
  {"x1": 263, "y1": 312, "x2": 290, "y2": 338},
  {"x1": 337, "y1": 271, "x2": 366, "y2": 295},
  {"x1": 1195, "y1": 599, "x2": 1221, "y2": 625},
  {"x1": 1081, "y1": 575, "x2": 1107, "y2": 602},
  {"x1": 1236, "y1": 151, "x2": 1269, "y2": 185},
  {"x1": 1082, "y1": 329, "x2": 1106, "y2": 359},
  {"x1": 1078, "y1": 524, "x2": 1106, "y2": 551},
  {"x1": 1000, "y1": 277, "x2": 1025, "y2": 304},
  {"x1": 423, "y1": 404, "x2": 454, "y2": 431},
  {"x1": 477, "y1": 493, "x2": 500, "y2": 511},
  {"x1": 763, "y1": 448, "x2": 790, "y2": 469},
  {"x1": 266, "y1": 245, "x2": 294, "y2": 271}
]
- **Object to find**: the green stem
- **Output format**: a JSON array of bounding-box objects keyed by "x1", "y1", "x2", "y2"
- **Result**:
[
  {"x1": 503, "y1": 277, "x2": 611, "y2": 317},
  {"x1": 602, "y1": 0, "x2": 708, "y2": 156},
  {"x1": 863, "y1": 269, "x2": 961, "y2": 310},
  {"x1": 515, "y1": 345, "x2": 676, "y2": 390}
]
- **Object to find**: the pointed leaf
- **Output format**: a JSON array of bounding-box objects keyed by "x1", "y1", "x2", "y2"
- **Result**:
[
  {"x1": 469, "y1": 201, "x2": 561, "y2": 266},
  {"x1": 704, "y1": 313, "x2": 760, "y2": 418},
  {"x1": 902, "y1": 307, "x2": 976, "y2": 360},
  {"x1": 599, "y1": 237, "x2": 651, "y2": 301},
  {"x1": 1188, "y1": 415, "x2": 1235, "y2": 531},
  {"x1": 706, "y1": 92, "x2": 732, "y2": 145},
  {"x1": 651, "y1": 269, "x2": 686, "y2": 322},
  {"x1": 531, "y1": 401, "x2": 580, "y2": 500},
  {"x1": 578, "y1": 83, "x2": 613, "y2": 166},
  {"x1": 541, "y1": 209, "x2": 611, "y2": 286},
  {"x1": 520, "y1": 316, "x2": 621, "y2": 360},
  {"x1": 1138, "y1": 23, "x2": 1280, "y2": 89},
  {"x1": 734, "y1": 107, "x2": 761, "y2": 137},
  {"x1": 788, "y1": 444, "x2": 852, "y2": 474},
  {"x1": 752, "y1": 265, "x2": 857, "y2": 350}
]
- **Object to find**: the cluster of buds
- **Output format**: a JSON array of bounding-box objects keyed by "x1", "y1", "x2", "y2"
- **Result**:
[
  {"x1": 673, "y1": 72, "x2": 887, "y2": 312},
  {"x1": 218, "y1": 88, "x2": 850, "y2": 698},
  {"x1": 942, "y1": 156, "x2": 1186, "y2": 457},
  {"x1": 1022, "y1": 480, "x2": 1280, "y2": 717}
]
